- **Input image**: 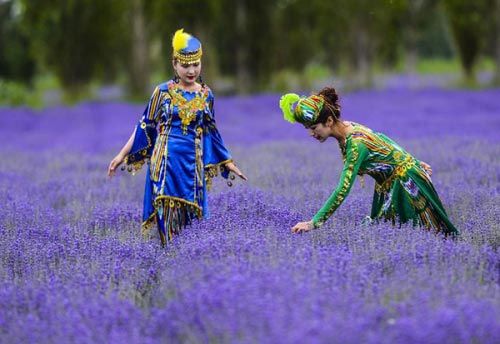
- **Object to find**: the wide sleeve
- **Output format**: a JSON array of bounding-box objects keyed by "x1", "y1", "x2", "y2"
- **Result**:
[
  {"x1": 203, "y1": 90, "x2": 233, "y2": 187},
  {"x1": 312, "y1": 139, "x2": 368, "y2": 227},
  {"x1": 124, "y1": 86, "x2": 163, "y2": 172}
]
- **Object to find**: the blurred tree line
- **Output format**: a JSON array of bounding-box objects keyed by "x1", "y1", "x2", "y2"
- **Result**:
[{"x1": 0, "y1": 0, "x2": 498, "y2": 101}]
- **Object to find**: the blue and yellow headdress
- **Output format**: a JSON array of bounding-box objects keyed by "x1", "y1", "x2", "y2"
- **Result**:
[
  {"x1": 172, "y1": 29, "x2": 202, "y2": 64},
  {"x1": 279, "y1": 93, "x2": 325, "y2": 126}
]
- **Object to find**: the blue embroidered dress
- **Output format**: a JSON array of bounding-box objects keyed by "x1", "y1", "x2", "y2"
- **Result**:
[{"x1": 125, "y1": 80, "x2": 232, "y2": 245}]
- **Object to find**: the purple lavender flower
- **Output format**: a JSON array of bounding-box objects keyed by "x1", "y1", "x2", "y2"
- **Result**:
[{"x1": 0, "y1": 88, "x2": 499, "y2": 343}]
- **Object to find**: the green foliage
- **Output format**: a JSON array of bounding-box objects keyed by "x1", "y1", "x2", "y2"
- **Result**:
[
  {"x1": 415, "y1": 57, "x2": 494, "y2": 75},
  {"x1": 0, "y1": 79, "x2": 42, "y2": 107},
  {"x1": 416, "y1": 58, "x2": 462, "y2": 74},
  {"x1": 269, "y1": 63, "x2": 332, "y2": 92},
  {"x1": 20, "y1": 0, "x2": 129, "y2": 95},
  {"x1": 270, "y1": 69, "x2": 302, "y2": 92}
]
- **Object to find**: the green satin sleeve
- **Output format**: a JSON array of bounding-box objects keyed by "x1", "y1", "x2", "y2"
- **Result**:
[{"x1": 312, "y1": 139, "x2": 368, "y2": 227}]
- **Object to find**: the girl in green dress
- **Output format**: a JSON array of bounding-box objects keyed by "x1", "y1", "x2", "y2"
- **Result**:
[{"x1": 280, "y1": 87, "x2": 458, "y2": 236}]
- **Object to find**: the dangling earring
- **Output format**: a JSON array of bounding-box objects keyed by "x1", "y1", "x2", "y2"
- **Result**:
[
  {"x1": 197, "y1": 74, "x2": 204, "y2": 87},
  {"x1": 174, "y1": 73, "x2": 179, "y2": 83}
]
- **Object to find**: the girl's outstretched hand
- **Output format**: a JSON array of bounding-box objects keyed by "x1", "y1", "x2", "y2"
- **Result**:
[
  {"x1": 225, "y1": 162, "x2": 248, "y2": 181},
  {"x1": 108, "y1": 153, "x2": 125, "y2": 177},
  {"x1": 292, "y1": 221, "x2": 314, "y2": 234},
  {"x1": 420, "y1": 161, "x2": 432, "y2": 176}
]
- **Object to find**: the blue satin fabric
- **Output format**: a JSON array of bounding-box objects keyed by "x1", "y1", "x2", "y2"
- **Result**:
[{"x1": 126, "y1": 80, "x2": 232, "y2": 237}]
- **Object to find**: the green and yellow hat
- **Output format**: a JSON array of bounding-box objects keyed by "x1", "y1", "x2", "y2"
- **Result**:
[{"x1": 279, "y1": 93, "x2": 325, "y2": 126}]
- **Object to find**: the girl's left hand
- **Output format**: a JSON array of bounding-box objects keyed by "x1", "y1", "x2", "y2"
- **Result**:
[
  {"x1": 292, "y1": 221, "x2": 315, "y2": 234},
  {"x1": 225, "y1": 162, "x2": 248, "y2": 181},
  {"x1": 420, "y1": 161, "x2": 432, "y2": 176}
]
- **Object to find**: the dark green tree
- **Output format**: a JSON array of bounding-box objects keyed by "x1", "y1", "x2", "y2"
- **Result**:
[
  {"x1": 317, "y1": 0, "x2": 397, "y2": 88},
  {"x1": 392, "y1": 0, "x2": 439, "y2": 73},
  {"x1": 20, "y1": 0, "x2": 129, "y2": 98},
  {"x1": 477, "y1": 0, "x2": 500, "y2": 86},
  {"x1": 491, "y1": 0, "x2": 500, "y2": 85},
  {"x1": 0, "y1": 1, "x2": 36, "y2": 83},
  {"x1": 443, "y1": 0, "x2": 493, "y2": 82},
  {"x1": 210, "y1": 0, "x2": 277, "y2": 92},
  {"x1": 274, "y1": 0, "x2": 321, "y2": 70},
  {"x1": 127, "y1": 0, "x2": 150, "y2": 98},
  {"x1": 146, "y1": 0, "x2": 217, "y2": 83}
]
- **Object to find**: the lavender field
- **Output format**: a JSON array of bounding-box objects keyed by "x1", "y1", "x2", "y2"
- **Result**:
[{"x1": 1, "y1": 88, "x2": 499, "y2": 343}]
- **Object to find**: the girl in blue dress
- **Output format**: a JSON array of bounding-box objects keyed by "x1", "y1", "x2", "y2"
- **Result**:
[{"x1": 108, "y1": 29, "x2": 247, "y2": 246}]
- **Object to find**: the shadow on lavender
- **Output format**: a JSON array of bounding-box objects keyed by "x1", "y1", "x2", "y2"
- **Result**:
[{"x1": 0, "y1": 88, "x2": 499, "y2": 343}]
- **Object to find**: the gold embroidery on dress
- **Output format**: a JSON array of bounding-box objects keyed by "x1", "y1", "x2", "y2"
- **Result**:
[
  {"x1": 168, "y1": 83, "x2": 208, "y2": 134},
  {"x1": 374, "y1": 153, "x2": 416, "y2": 193},
  {"x1": 195, "y1": 127, "x2": 203, "y2": 188}
]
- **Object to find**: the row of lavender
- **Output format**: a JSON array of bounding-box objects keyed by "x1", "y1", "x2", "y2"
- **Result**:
[
  {"x1": 1, "y1": 88, "x2": 499, "y2": 343},
  {"x1": 1, "y1": 88, "x2": 499, "y2": 152}
]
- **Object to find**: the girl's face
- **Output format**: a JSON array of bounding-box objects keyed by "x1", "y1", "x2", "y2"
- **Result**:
[
  {"x1": 173, "y1": 60, "x2": 202, "y2": 86},
  {"x1": 307, "y1": 121, "x2": 332, "y2": 142},
  {"x1": 306, "y1": 117, "x2": 335, "y2": 142}
]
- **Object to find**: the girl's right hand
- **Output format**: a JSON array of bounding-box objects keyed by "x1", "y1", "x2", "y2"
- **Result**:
[
  {"x1": 107, "y1": 153, "x2": 125, "y2": 177},
  {"x1": 291, "y1": 221, "x2": 315, "y2": 234}
]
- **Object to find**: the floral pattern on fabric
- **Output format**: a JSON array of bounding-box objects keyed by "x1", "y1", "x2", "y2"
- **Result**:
[{"x1": 312, "y1": 123, "x2": 458, "y2": 235}]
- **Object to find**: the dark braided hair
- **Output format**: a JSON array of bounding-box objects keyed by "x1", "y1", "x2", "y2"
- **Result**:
[
  {"x1": 197, "y1": 74, "x2": 206, "y2": 88},
  {"x1": 315, "y1": 87, "x2": 341, "y2": 124}
]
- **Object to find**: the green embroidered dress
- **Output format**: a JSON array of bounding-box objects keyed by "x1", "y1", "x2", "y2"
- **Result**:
[{"x1": 312, "y1": 123, "x2": 458, "y2": 235}]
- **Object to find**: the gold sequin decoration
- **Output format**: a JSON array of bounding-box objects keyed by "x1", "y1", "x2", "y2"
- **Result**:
[{"x1": 169, "y1": 84, "x2": 208, "y2": 134}]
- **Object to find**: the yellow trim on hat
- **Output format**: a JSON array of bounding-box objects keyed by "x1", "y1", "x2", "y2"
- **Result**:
[{"x1": 173, "y1": 49, "x2": 203, "y2": 64}]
